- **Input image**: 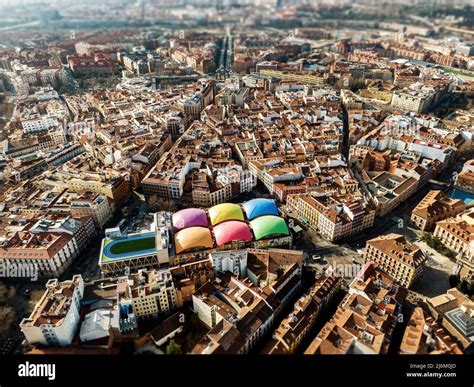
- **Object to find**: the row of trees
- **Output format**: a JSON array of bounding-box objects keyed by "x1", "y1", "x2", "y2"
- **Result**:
[
  {"x1": 449, "y1": 274, "x2": 474, "y2": 297},
  {"x1": 147, "y1": 196, "x2": 177, "y2": 212},
  {"x1": 421, "y1": 234, "x2": 456, "y2": 259}
]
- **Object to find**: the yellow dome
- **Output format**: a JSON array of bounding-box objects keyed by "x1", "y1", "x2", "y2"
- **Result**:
[{"x1": 208, "y1": 203, "x2": 244, "y2": 225}]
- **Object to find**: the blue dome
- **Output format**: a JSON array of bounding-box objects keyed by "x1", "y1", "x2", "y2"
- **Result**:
[{"x1": 243, "y1": 198, "x2": 279, "y2": 220}]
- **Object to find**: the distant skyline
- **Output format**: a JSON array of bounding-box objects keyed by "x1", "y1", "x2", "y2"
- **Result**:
[
  {"x1": 0, "y1": 0, "x2": 472, "y2": 5},
  {"x1": 0, "y1": 0, "x2": 472, "y2": 377}
]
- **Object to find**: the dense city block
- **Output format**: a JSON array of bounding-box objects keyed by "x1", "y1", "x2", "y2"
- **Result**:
[{"x1": 0, "y1": 0, "x2": 473, "y2": 364}]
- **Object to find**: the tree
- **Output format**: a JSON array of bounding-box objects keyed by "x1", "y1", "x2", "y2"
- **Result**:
[
  {"x1": 30, "y1": 289, "x2": 45, "y2": 304},
  {"x1": 449, "y1": 274, "x2": 460, "y2": 288},
  {"x1": 166, "y1": 339, "x2": 183, "y2": 355},
  {"x1": 160, "y1": 199, "x2": 177, "y2": 213},
  {"x1": 457, "y1": 280, "x2": 469, "y2": 295},
  {"x1": 184, "y1": 312, "x2": 201, "y2": 333},
  {"x1": 350, "y1": 80, "x2": 366, "y2": 93},
  {"x1": 468, "y1": 282, "x2": 474, "y2": 297},
  {"x1": 0, "y1": 284, "x2": 17, "y2": 341},
  {"x1": 423, "y1": 234, "x2": 456, "y2": 259},
  {"x1": 0, "y1": 283, "x2": 15, "y2": 303},
  {"x1": 299, "y1": 231, "x2": 314, "y2": 250},
  {"x1": 0, "y1": 306, "x2": 16, "y2": 340},
  {"x1": 147, "y1": 195, "x2": 160, "y2": 211},
  {"x1": 148, "y1": 196, "x2": 177, "y2": 212}
]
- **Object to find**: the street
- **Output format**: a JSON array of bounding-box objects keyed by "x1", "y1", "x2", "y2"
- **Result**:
[{"x1": 411, "y1": 241, "x2": 458, "y2": 298}]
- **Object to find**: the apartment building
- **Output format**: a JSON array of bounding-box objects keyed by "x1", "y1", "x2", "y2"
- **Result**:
[
  {"x1": 141, "y1": 123, "x2": 253, "y2": 205},
  {"x1": 192, "y1": 277, "x2": 276, "y2": 354},
  {"x1": 20, "y1": 275, "x2": 84, "y2": 347},
  {"x1": 192, "y1": 262, "x2": 303, "y2": 354},
  {"x1": 391, "y1": 91, "x2": 431, "y2": 114},
  {"x1": 364, "y1": 233, "x2": 427, "y2": 288},
  {"x1": 128, "y1": 269, "x2": 179, "y2": 320},
  {"x1": 399, "y1": 307, "x2": 462, "y2": 355},
  {"x1": 287, "y1": 194, "x2": 375, "y2": 242},
  {"x1": 192, "y1": 282, "x2": 237, "y2": 329},
  {"x1": 411, "y1": 190, "x2": 465, "y2": 231},
  {"x1": 368, "y1": 172, "x2": 418, "y2": 216},
  {"x1": 246, "y1": 248, "x2": 303, "y2": 289},
  {"x1": 426, "y1": 288, "x2": 474, "y2": 350},
  {"x1": 210, "y1": 249, "x2": 248, "y2": 277},
  {"x1": 234, "y1": 141, "x2": 263, "y2": 168},
  {"x1": 169, "y1": 258, "x2": 215, "y2": 305},
  {"x1": 68, "y1": 53, "x2": 116, "y2": 76},
  {"x1": 262, "y1": 275, "x2": 341, "y2": 354},
  {"x1": 44, "y1": 171, "x2": 130, "y2": 207},
  {"x1": 391, "y1": 78, "x2": 451, "y2": 114},
  {"x1": 70, "y1": 192, "x2": 113, "y2": 228},
  {"x1": 0, "y1": 231, "x2": 80, "y2": 278},
  {"x1": 434, "y1": 218, "x2": 474, "y2": 257},
  {"x1": 21, "y1": 115, "x2": 60, "y2": 133},
  {"x1": 29, "y1": 215, "x2": 96, "y2": 255},
  {"x1": 45, "y1": 142, "x2": 85, "y2": 168},
  {"x1": 305, "y1": 263, "x2": 407, "y2": 354},
  {"x1": 455, "y1": 170, "x2": 474, "y2": 194},
  {"x1": 259, "y1": 69, "x2": 325, "y2": 85},
  {"x1": 408, "y1": 139, "x2": 455, "y2": 167}
]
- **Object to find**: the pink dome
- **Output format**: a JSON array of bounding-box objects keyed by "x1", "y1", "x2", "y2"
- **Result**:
[
  {"x1": 172, "y1": 208, "x2": 209, "y2": 230},
  {"x1": 213, "y1": 221, "x2": 253, "y2": 246}
]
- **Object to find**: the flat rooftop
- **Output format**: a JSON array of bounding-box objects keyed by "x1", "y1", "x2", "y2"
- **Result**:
[{"x1": 101, "y1": 232, "x2": 157, "y2": 263}]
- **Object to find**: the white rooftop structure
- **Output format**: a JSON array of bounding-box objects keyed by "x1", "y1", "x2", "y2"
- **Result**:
[{"x1": 79, "y1": 308, "x2": 120, "y2": 343}]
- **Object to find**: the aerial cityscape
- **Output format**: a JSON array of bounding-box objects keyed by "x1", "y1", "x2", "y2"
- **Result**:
[{"x1": 0, "y1": 0, "x2": 473, "y2": 384}]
